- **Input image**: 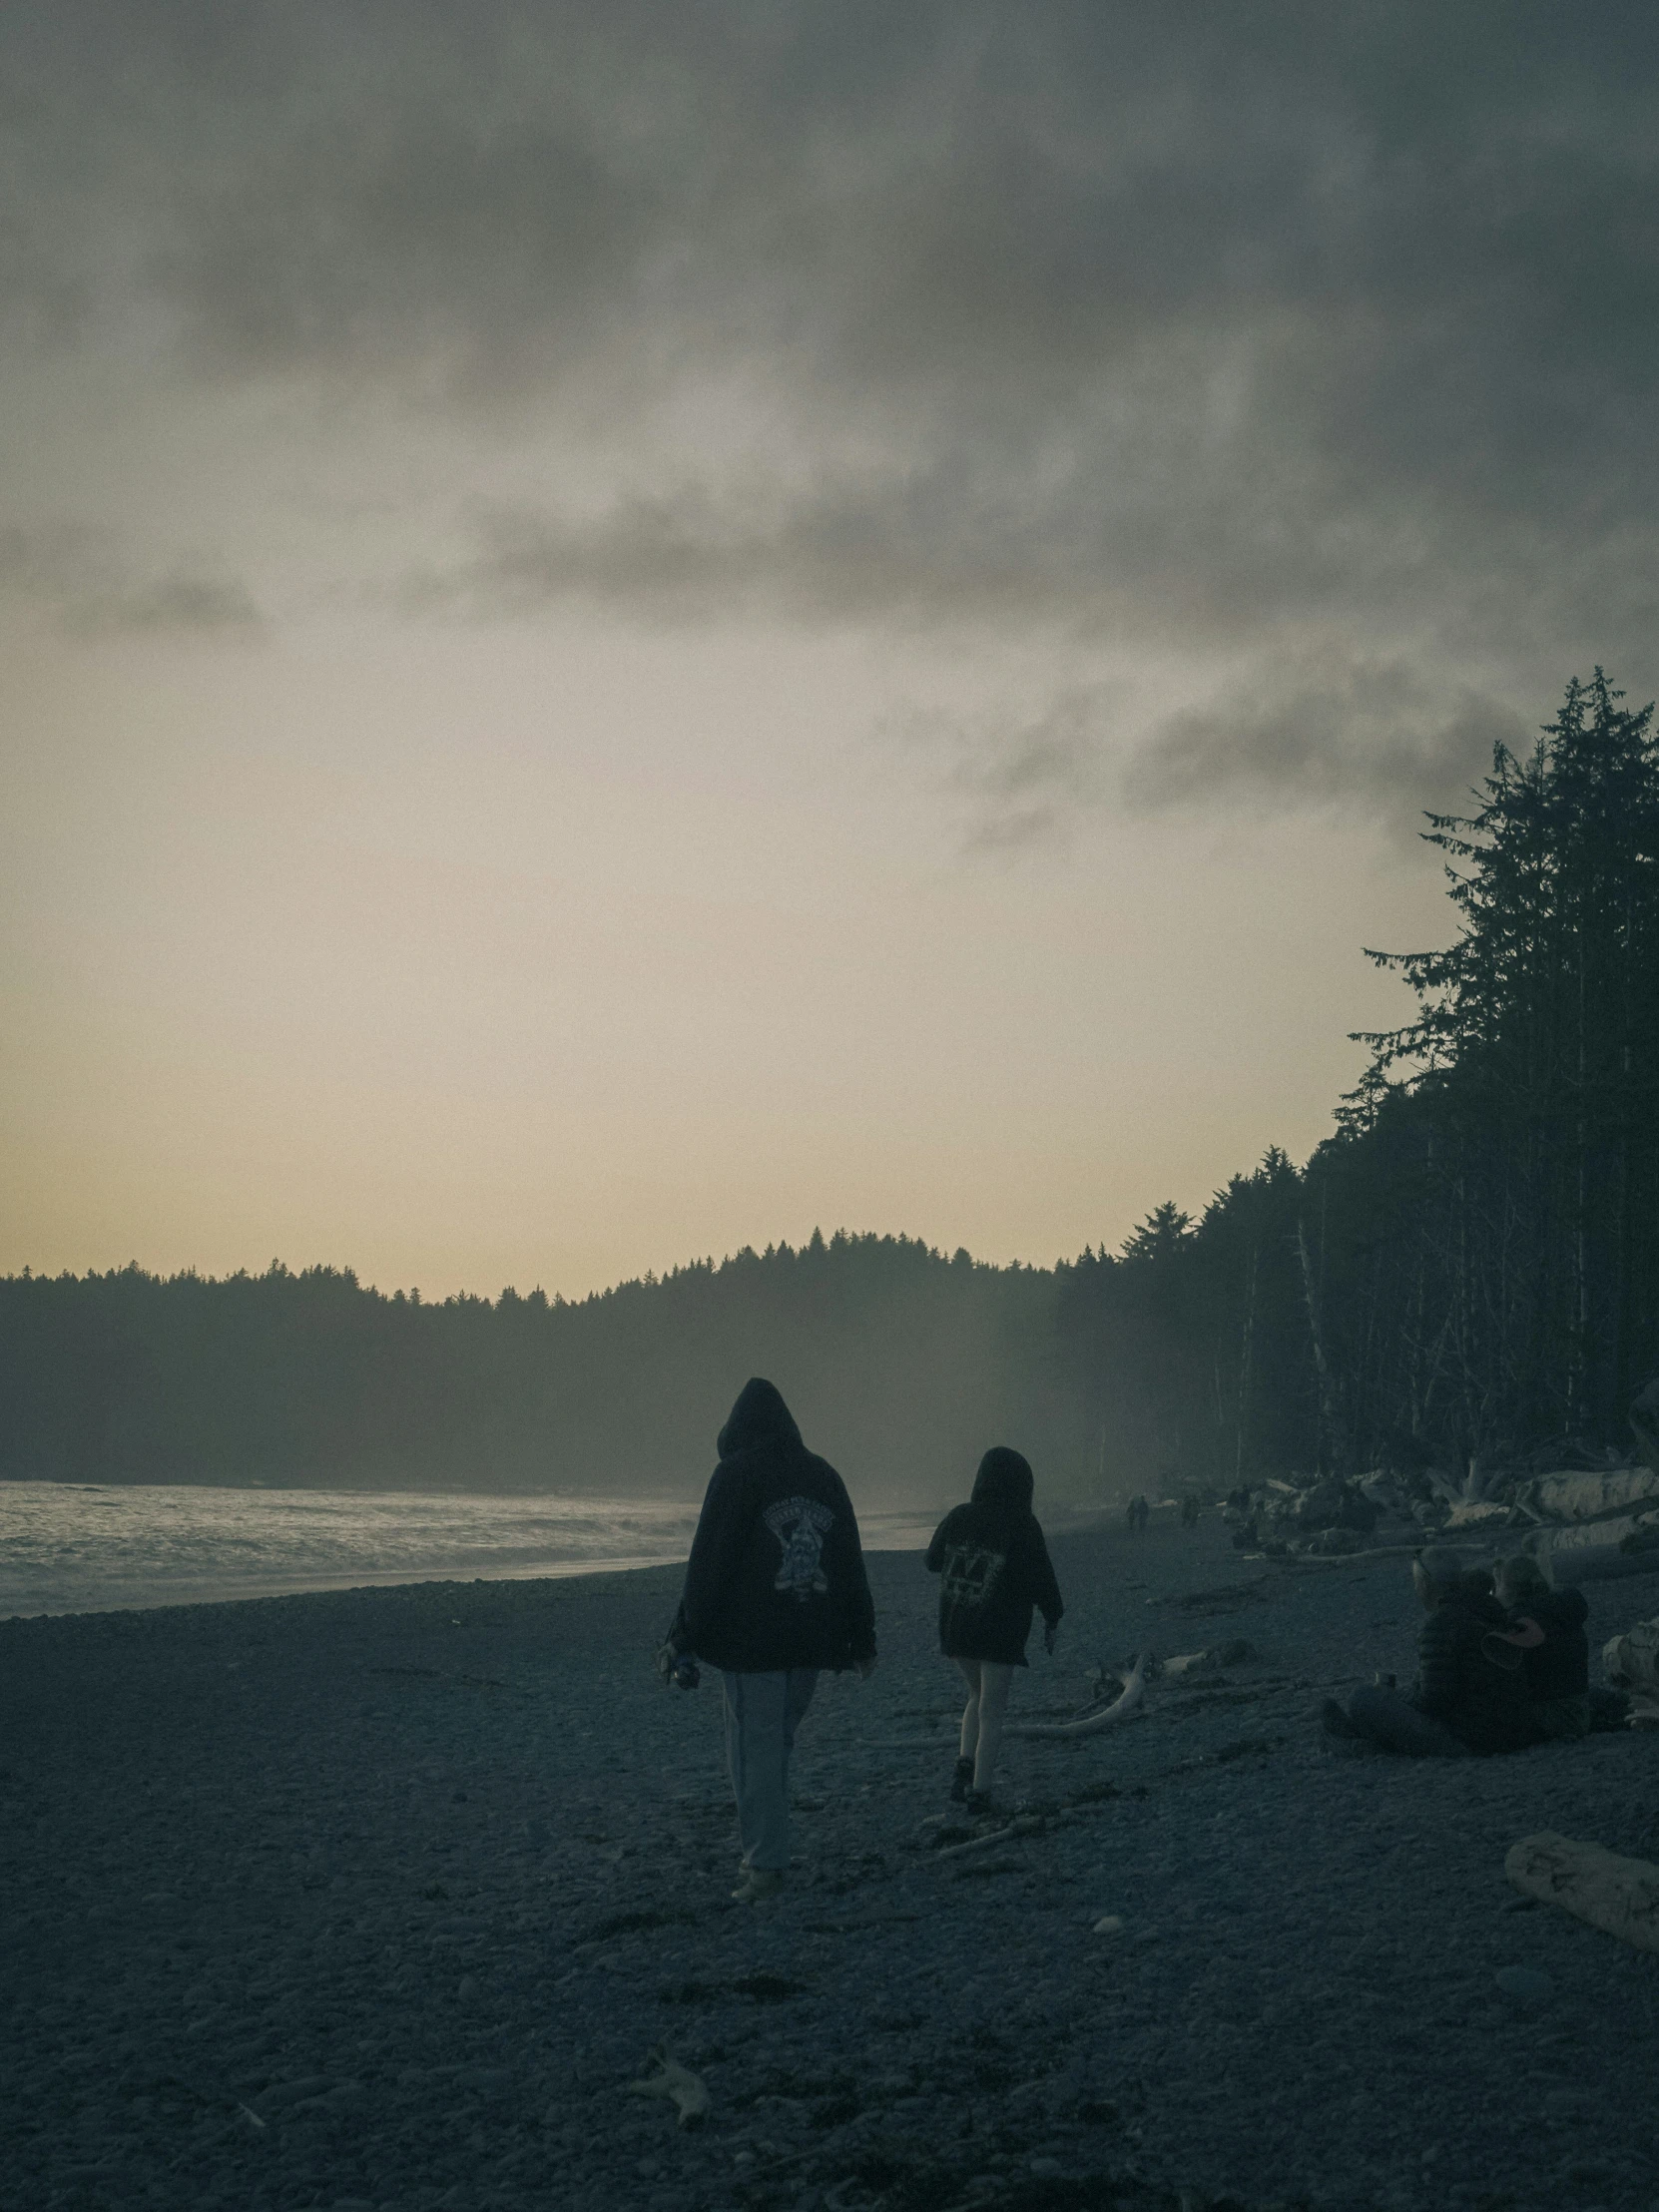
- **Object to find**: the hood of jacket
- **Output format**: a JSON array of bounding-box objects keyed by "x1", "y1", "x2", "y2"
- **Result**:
[
  {"x1": 717, "y1": 1377, "x2": 804, "y2": 1459},
  {"x1": 1534, "y1": 1586, "x2": 1590, "y2": 1631},
  {"x1": 971, "y1": 1446, "x2": 1034, "y2": 1513},
  {"x1": 1440, "y1": 1581, "x2": 1507, "y2": 1627}
]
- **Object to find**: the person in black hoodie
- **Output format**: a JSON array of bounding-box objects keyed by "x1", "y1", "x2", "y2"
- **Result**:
[
  {"x1": 1322, "y1": 1548, "x2": 1537, "y2": 1757},
  {"x1": 661, "y1": 1379, "x2": 876, "y2": 1903},
  {"x1": 925, "y1": 1447, "x2": 1064, "y2": 1813},
  {"x1": 1493, "y1": 1553, "x2": 1591, "y2": 1740}
]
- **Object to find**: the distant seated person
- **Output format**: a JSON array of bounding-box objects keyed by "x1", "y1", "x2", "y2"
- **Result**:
[
  {"x1": 1322, "y1": 1547, "x2": 1536, "y2": 1758},
  {"x1": 1493, "y1": 1552, "x2": 1629, "y2": 1737}
]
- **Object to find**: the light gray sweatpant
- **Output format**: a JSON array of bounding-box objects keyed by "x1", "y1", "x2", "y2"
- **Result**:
[{"x1": 721, "y1": 1668, "x2": 819, "y2": 1873}]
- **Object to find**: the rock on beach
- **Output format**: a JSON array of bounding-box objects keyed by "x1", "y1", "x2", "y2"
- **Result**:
[{"x1": 4, "y1": 1516, "x2": 1659, "y2": 2212}]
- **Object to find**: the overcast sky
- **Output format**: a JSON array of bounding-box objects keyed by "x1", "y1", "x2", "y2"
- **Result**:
[{"x1": 4, "y1": 2, "x2": 1655, "y2": 1297}]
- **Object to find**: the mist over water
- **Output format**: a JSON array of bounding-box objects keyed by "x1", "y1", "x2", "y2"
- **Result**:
[{"x1": 0, "y1": 1481, "x2": 944, "y2": 1619}]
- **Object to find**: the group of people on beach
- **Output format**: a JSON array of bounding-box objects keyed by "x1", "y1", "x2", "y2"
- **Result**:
[
  {"x1": 657, "y1": 1379, "x2": 1063, "y2": 1902},
  {"x1": 1321, "y1": 1545, "x2": 1623, "y2": 1758},
  {"x1": 657, "y1": 1377, "x2": 1622, "y2": 1905}
]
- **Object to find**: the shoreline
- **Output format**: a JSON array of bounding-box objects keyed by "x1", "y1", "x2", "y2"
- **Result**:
[
  {"x1": 0, "y1": 1550, "x2": 700, "y2": 1623},
  {"x1": 0, "y1": 1486, "x2": 1125, "y2": 1623},
  {"x1": 0, "y1": 1525, "x2": 946, "y2": 1626}
]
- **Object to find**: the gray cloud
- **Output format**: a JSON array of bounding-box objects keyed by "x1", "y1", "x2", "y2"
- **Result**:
[
  {"x1": 0, "y1": 525, "x2": 262, "y2": 636},
  {"x1": 6, "y1": 3, "x2": 1658, "y2": 793},
  {"x1": 897, "y1": 652, "x2": 1533, "y2": 848},
  {"x1": 1124, "y1": 655, "x2": 1533, "y2": 831},
  {"x1": 895, "y1": 686, "x2": 1113, "y2": 852},
  {"x1": 70, "y1": 573, "x2": 264, "y2": 637}
]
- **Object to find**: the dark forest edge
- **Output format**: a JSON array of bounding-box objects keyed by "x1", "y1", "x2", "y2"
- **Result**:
[{"x1": 5, "y1": 673, "x2": 1657, "y2": 1508}]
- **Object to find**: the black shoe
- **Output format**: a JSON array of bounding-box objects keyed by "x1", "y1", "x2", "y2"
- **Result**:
[
  {"x1": 949, "y1": 1758, "x2": 974, "y2": 1804},
  {"x1": 964, "y1": 1789, "x2": 996, "y2": 1818}
]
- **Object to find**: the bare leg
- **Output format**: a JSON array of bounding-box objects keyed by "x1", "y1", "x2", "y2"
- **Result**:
[
  {"x1": 972, "y1": 1663, "x2": 1013, "y2": 1792},
  {"x1": 954, "y1": 1656, "x2": 982, "y2": 1764}
]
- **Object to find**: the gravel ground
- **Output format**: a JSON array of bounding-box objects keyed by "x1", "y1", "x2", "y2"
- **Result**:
[{"x1": 5, "y1": 1515, "x2": 1659, "y2": 2212}]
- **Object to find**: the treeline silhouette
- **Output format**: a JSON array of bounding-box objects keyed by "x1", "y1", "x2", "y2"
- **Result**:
[
  {"x1": 0, "y1": 1234, "x2": 1061, "y2": 1506},
  {"x1": 1057, "y1": 670, "x2": 1659, "y2": 1490},
  {"x1": 4, "y1": 674, "x2": 1655, "y2": 1502}
]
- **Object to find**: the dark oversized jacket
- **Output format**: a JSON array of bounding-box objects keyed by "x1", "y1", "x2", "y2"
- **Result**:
[
  {"x1": 925, "y1": 1448, "x2": 1064, "y2": 1667},
  {"x1": 1410, "y1": 1581, "x2": 1537, "y2": 1754},
  {"x1": 667, "y1": 1380, "x2": 876, "y2": 1674},
  {"x1": 1504, "y1": 1587, "x2": 1590, "y2": 1702}
]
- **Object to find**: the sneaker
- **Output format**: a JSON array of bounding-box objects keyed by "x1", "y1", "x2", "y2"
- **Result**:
[
  {"x1": 731, "y1": 1869, "x2": 786, "y2": 1904},
  {"x1": 963, "y1": 1789, "x2": 997, "y2": 1818},
  {"x1": 949, "y1": 1758, "x2": 974, "y2": 1804}
]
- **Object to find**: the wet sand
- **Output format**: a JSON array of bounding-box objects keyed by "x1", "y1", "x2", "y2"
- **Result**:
[{"x1": 5, "y1": 1520, "x2": 1658, "y2": 2212}]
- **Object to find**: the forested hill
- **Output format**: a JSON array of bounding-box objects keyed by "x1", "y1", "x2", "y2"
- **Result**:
[
  {"x1": 0, "y1": 1236, "x2": 1068, "y2": 1507},
  {"x1": 6, "y1": 673, "x2": 1658, "y2": 1503}
]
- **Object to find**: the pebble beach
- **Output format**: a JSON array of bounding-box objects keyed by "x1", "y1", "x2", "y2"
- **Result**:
[{"x1": 6, "y1": 1516, "x2": 1659, "y2": 2212}]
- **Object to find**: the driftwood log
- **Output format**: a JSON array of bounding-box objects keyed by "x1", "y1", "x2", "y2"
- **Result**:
[
  {"x1": 1528, "y1": 1534, "x2": 1659, "y2": 1586},
  {"x1": 1603, "y1": 1619, "x2": 1659, "y2": 1695},
  {"x1": 1504, "y1": 1832, "x2": 1659, "y2": 1954},
  {"x1": 1008, "y1": 1652, "x2": 1150, "y2": 1739}
]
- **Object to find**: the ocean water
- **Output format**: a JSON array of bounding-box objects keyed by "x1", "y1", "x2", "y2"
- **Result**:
[{"x1": 0, "y1": 1480, "x2": 940, "y2": 1619}]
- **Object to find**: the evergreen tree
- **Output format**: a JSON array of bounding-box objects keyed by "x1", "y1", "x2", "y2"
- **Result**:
[{"x1": 1344, "y1": 669, "x2": 1659, "y2": 1452}]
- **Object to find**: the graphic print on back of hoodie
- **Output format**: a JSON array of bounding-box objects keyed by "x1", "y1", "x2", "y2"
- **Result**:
[
  {"x1": 940, "y1": 1540, "x2": 1005, "y2": 1614},
  {"x1": 764, "y1": 1495, "x2": 834, "y2": 1600}
]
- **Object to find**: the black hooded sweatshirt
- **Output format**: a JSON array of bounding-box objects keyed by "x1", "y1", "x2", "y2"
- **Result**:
[
  {"x1": 667, "y1": 1380, "x2": 876, "y2": 1674},
  {"x1": 925, "y1": 1448, "x2": 1064, "y2": 1666},
  {"x1": 1504, "y1": 1586, "x2": 1591, "y2": 1702}
]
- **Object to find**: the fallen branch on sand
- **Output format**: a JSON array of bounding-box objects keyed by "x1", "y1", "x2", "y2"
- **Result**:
[
  {"x1": 1263, "y1": 1543, "x2": 1427, "y2": 1570},
  {"x1": 1505, "y1": 1832, "x2": 1659, "y2": 1954},
  {"x1": 1008, "y1": 1652, "x2": 1150, "y2": 1739},
  {"x1": 628, "y1": 2046, "x2": 710, "y2": 2128},
  {"x1": 1162, "y1": 1638, "x2": 1258, "y2": 1677},
  {"x1": 933, "y1": 1814, "x2": 1047, "y2": 1859}
]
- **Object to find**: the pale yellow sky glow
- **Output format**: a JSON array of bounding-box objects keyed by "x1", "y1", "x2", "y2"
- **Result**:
[
  {"x1": 4, "y1": 5, "x2": 1651, "y2": 1299},
  {"x1": 3, "y1": 611, "x2": 1445, "y2": 1298}
]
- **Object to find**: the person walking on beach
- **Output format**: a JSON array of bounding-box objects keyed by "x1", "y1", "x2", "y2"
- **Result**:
[
  {"x1": 926, "y1": 1447, "x2": 1064, "y2": 1815},
  {"x1": 660, "y1": 1378, "x2": 876, "y2": 1903}
]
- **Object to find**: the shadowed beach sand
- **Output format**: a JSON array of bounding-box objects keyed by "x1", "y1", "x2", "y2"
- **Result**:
[{"x1": 6, "y1": 1520, "x2": 1659, "y2": 2212}]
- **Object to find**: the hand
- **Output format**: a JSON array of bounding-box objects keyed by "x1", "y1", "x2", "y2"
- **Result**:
[
  {"x1": 1043, "y1": 1620, "x2": 1059, "y2": 1657},
  {"x1": 857, "y1": 1654, "x2": 877, "y2": 1680},
  {"x1": 655, "y1": 1640, "x2": 679, "y2": 1687}
]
